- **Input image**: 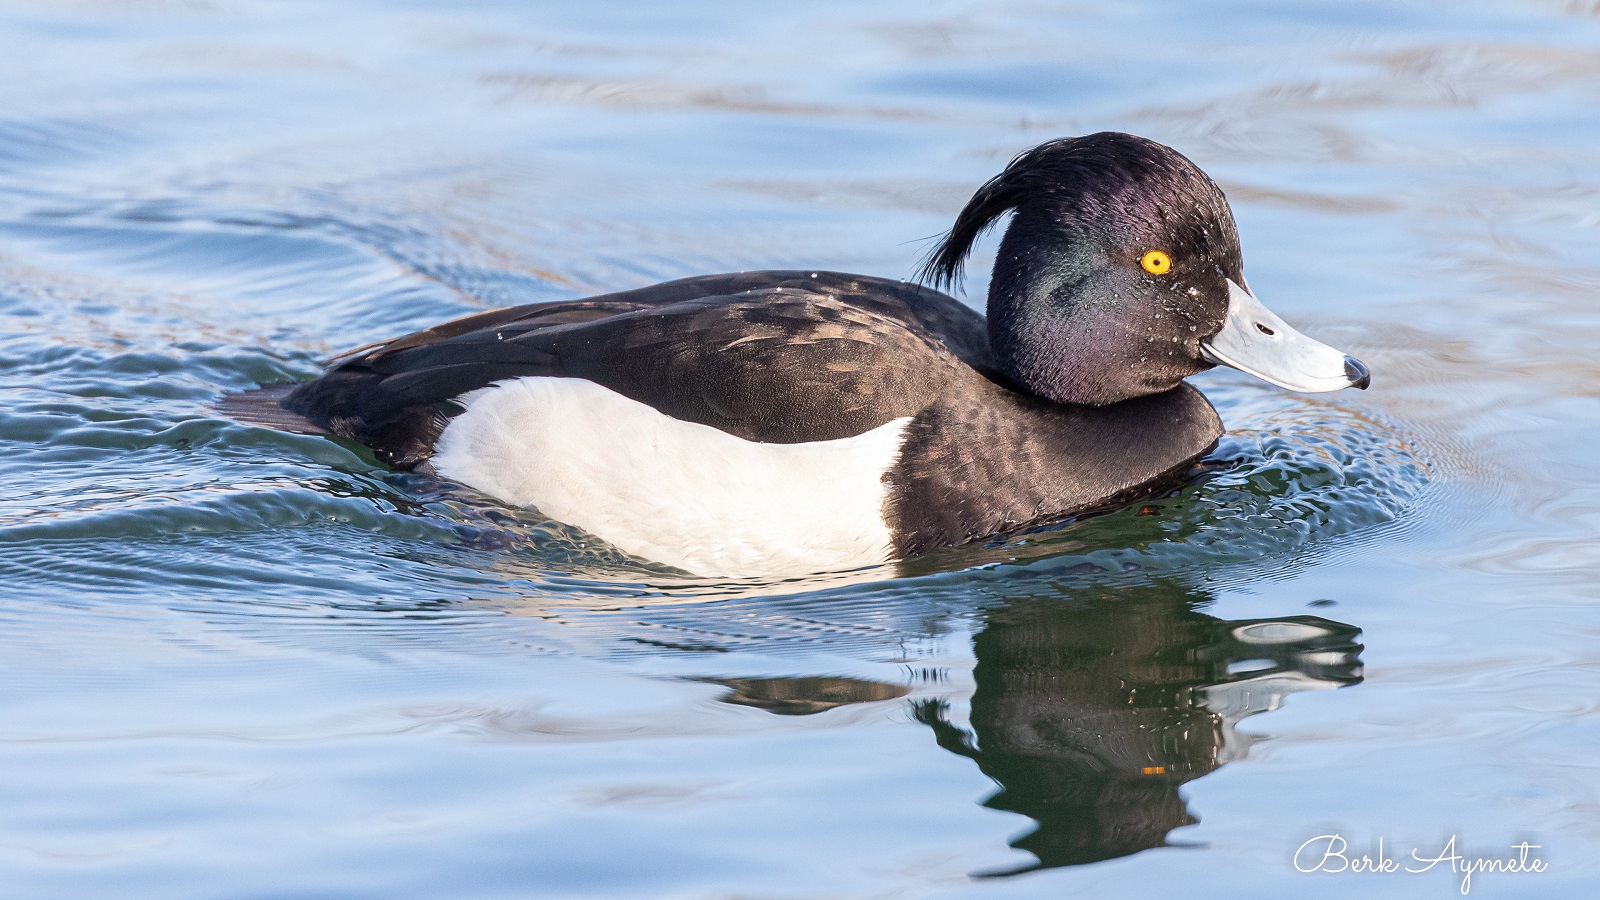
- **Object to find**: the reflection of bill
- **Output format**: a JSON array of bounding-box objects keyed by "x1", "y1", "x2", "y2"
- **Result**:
[{"x1": 913, "y1": 583, "x2": 1363, "y2": 874}]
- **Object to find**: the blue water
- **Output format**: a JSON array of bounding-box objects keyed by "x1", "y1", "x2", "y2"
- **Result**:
[{"x1": 0, "y1": 0, "x2": 1596, "y2": 896}]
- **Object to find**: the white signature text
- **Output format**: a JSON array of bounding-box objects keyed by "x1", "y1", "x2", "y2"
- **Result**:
[{"x1": 1293, "y1": 834, "x2": 1546, "y2": 894}]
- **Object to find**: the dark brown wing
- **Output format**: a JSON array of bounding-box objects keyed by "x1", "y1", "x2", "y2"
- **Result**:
[
  {"x1": 278, "y1": 272, "x2": 989, "y2": 466},
  {"x1": 366, "y1": 271, "x2": 989, "y2": 366}
]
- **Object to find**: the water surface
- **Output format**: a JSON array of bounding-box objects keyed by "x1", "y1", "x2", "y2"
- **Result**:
[{"x1": 0, "y1": 0, "x2": 1596, "y2": 896}]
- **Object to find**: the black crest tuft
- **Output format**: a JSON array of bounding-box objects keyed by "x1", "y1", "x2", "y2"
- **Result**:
[{"x1": 916, "y1": 133, "x2": 1197, "y2": 291}]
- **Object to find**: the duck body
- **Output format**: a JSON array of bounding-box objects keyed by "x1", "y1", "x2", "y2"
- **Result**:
[
  {"x1": 281, "y1": 270, "x2": 1222, "y2": 574},
  {"x1": 255, "y1": 133, "x2": 1368, "y2": 576}
]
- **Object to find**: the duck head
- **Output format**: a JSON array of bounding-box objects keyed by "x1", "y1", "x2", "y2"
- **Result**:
[{"x1": 921, "y1": 132, "x2": 1370, "y2": 405}]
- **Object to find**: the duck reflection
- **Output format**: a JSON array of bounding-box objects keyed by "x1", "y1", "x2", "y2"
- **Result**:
[
  {"x1": 916, "y1": 581, "x2": 1362, "y2": 873},
  {"x1": 701, "y1": 579, "x2": 1362, "y2": 874},
  {"x1": 701, "y1": 676, "x2": 909, "y2": 716}
]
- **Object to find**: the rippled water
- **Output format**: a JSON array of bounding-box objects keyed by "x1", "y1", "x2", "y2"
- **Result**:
[{"x1": 1, "y1": 0, "x2": 1596, "y2": 896}]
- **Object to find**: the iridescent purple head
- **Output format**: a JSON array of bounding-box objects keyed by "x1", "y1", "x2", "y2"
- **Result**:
[{"x1": 921, "y1": 132, "x2": 1368, "y2": 405}]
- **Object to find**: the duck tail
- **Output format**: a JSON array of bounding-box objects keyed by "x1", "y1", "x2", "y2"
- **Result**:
[{"x1": 215, "y1": 384, "x2": 329, "y2": 435}]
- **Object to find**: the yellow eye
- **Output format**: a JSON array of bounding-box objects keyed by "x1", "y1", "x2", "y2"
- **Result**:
[{"x1": 1141, "y1": 250, "x2": 1172, "y2": 275}]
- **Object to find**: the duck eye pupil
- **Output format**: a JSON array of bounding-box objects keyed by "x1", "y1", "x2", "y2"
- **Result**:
[{"x1": 1255, "y1": 323, "x2": 1276, "y2": 336}]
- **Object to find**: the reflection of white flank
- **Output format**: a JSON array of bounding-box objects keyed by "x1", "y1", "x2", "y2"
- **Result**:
[
  {"x1": 432, "y1": 376, "x2": 909, "y2": 578},
  {"x1": 1202, "y1": 670, "x2": 1343, "y2": 763},
  {"x1": 1230, "y1": 619, "x2": 1344, "y2": 645},
  {"x1": 1200, "y1": 619, "x2": 1358, "y2": 764}
]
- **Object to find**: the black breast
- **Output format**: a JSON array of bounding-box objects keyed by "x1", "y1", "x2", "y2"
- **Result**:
[{"x1": 885, "y1": 379, "x2": 1223, "y2": 555}]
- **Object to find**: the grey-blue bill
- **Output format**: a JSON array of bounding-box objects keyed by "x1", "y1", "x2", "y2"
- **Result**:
[{"x1": 1201, "y1": 279, "x2": 1370, "y2": 392}]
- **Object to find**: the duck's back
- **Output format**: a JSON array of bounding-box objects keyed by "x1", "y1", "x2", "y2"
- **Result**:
[{"x1": 278, "y1": 270, "x2": 990, "y2": 466}]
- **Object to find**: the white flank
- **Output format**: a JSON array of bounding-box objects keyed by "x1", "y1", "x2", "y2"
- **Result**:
[{"x1": 431, "y1": 376, "x2": 910, "y2": 577}]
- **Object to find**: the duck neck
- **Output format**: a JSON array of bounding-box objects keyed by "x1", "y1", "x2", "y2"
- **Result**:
[{"x1": 985, "y1": 214, "x2": 1107, "y2": 406}]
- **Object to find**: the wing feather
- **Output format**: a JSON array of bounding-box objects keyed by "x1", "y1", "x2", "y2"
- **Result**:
[{"x1": 277, "y1": 272, "x2": 990, "y2": 465}]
